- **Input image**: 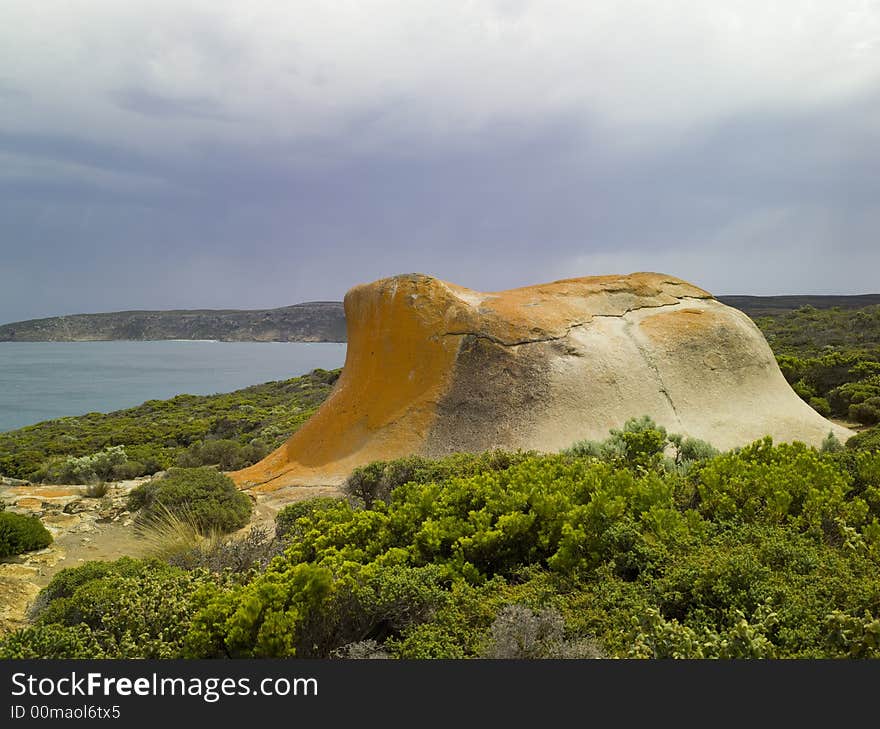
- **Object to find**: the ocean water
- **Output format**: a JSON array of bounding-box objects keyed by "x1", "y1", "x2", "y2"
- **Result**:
[{"x1": 0, "y1": 341, "x2": 347, "y2": 433}]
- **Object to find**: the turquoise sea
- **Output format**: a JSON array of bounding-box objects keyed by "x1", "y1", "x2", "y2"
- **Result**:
[{"x1": 0, "y1": 341, "x2": 347, "y2": 433}]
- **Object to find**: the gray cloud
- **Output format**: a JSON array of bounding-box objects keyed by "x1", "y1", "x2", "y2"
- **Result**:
[
  {"x1": 0, "y1": 1, "x2": 879, "y2": 324},
  {"x1": 111, "y1": 87, "x2": 237, "y2": 122},
  {"x1": 0, "y1": 80, "x2": 27, "y2": 99}
]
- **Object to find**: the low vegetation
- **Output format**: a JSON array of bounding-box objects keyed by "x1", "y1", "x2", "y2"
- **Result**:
[
  {"x1": 7, "y1": 558, "x2": 222, "y2": 659},
  {"x1": 752, "y1": 305, "x2": 880, "y2": 425},
  {"x1": 127, "y1": 467, "x2": 253, "y2": 535},
  {"x1": 0, "y1": 368, "x2": 340, "y2": 482},
  {"x1": 3, "y1": 417, "x2": 879, "y2": 659},
  {"x1": 2, "y1": 302, "x2": 880, "y2": 660},
  {"x1": 0, "y1": 510, "x2": 53, "y2": 558}
]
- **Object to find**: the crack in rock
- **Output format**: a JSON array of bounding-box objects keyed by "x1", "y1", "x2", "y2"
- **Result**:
[
  {"x1": 620, "y1": 316, "x2": 683, "y2": 428},
  {"x1": 440, "y1": 296, "x2": 713, "y2": 348}
]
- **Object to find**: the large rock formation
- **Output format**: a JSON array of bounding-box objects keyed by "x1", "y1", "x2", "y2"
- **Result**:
[{"x1": 232, "y1": 272, "x2": 852, "y2": 491}]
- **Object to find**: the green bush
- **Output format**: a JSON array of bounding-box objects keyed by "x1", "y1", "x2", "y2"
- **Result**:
[
  {"x1": 0, "y1": 512, "x2": 52, "y2": 558},
  {"x1": 820, "y1": 431, "x2": 844, "y2": 454},
  {"x1": 343, "y1": 450, "x2": 534, "y2": 507},
  {"x1": 32, "y1": 557, "x2": 146, "y2": 608},
  {"x1": 275, "y1": 497, "x2": 347, "y2": 540},
  {"x1": 9, "y1": 420, "x2": 880, "y2": 660},
  {"x1": 176, "y1": 438, "x2": 270, "y2": 471},
  {"x1": 565, "y1": 415, "x2": 668, "y2": 470},
  {"x1": 185, "y1": 562, "x2": 334, "y2": 658},
  {"x1": 565, "y1": 417, "x2": 717, "y2": 473},
  {"x1": 810, "y1": 397, "x2": 832, "y2": 417},
  {"x1": 23, "y1": 558, "x2": 219, "y2": 658},
  {"x1": 186, "y1": 561, "x2": 452, "y2": 659},
  {"x1": 850, "y1": 398, "x2": 880, "y2": 426},
  {"x1": 847, "y1": 426, "x2": 880, "y2": 452},
  {"x1": 127, "y1": 467, "x2": 253, "y2": 534},
  {"x1": 628, "y1": 604, "x2": 778, "y2": 659},
  {"x1": 0, "y1": 624, "x2": 106, "y2": 659},
  {"x1": 824, "y1": 610, "x2": 880, "y2": 658}
]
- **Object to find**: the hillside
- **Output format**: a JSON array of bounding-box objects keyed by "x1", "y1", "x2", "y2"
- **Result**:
[
  {"x1": 718, "y1": 294, "x2": 880, "y2": 316},
  {"x1": 3, "y1": 294, "x2": 878, "y2": 342},
  {"x1": 0, "y1": 368, "x2": 342, "y2": 481},
  {"x1": 0, "y1": 302, "x2": 346, "y2": 342}
]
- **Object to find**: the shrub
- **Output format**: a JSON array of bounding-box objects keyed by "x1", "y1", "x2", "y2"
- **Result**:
[
  {"x1": 185, "y1": 562, "x2": 451, "y2": 659},
  {"x1": 481, "y1": 604, "x2": 603, "y2": 659},
  {"x1": 0, "y1": 624, "x2": 106, "y2": 659},
  {"x1": 628, "y1": 604, "x2": 778, "y2": 659},
  {"x1": 127, "y1": 467, "x2": 253, "y2": 534},
  {"x1": 166, "y1": 524, "x2": 283, "y2": 574},
  {"x1": 847, "y1": 426, "x2": 880, "y2": 452},
  {"x1": 830, "y1": 378, "x2": 880, "y2": 418},
  {"x1": 668, "y1": 433, "x2": 719, "y2": 466},
  {"x1": 824, "y1": 610, "x2": 880, "y2": 658},
  {"x1": 125, "y1": 479, "x2": 158, "y2": 511},
  {"x1": 566, "y1": 417, "x2": 718, "y2": 473},
  {"x1": 28, "y1": 557, "x2": 165, "y2": 621},
  {"x1": 693, "y1": 438, "x2": 859, "y2": 536},
  {"x1": 344, "y1": 461, "x2": 388, "y2": 508},
  {"x1": 37, "y1": 446, "x2": 129, "y2": 484},
  {"x1": 91, "y1": 445, "x2": 129, "y2": 480},
  {"x1": 185, "y1": 563, "x2": 334, "y2": 658},
  {"x1": 275, "y1": 497, "x2": 347, "y2": 539},
  {"x1": 331, "y1": 640, "x2": 390, "y2": 659},
  {"x1": 820, "y1": 431, "x2": 844, "y2": 454},
  {"x1": 176, "y1": 439, "x2": 269, "y2": 471},
  {"x1": 850, "y1": 398, "x2": 880, "y2": 426},
  {"x1": 29, "y1": 558, "x2": 217, "y2": 658},
  {"x1": 582, "y1": 416, "x2": 669, "y2": 470},
  {"x1": 0, "y1": 512, "x2": 52, "y2": 558},
  {"x1": 343, "y1": 451, "x2": 535, "y2": 508},
  {"x1": 810, "y1": 397, "x2": 832, "y2": 417}
]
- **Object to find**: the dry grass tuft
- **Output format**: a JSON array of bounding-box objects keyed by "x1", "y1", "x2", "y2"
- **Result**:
[
  {"x1": 80, "y1": 482, "x2": 109, "y2": 498},
  {"x1": 134, "y1": 504, "x2": 222, "y2": 562}
]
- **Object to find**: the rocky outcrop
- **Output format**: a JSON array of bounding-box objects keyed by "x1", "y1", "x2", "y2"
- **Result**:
[
  {"x1": 0, "y1": 302, "x2": 346, "y2": 342},
  {"x1": 0, "y1": 479, "x2": 144, "y2": 635},
  {"x1": 232, "y1": 272, "x2": 853, "y2": 491}
]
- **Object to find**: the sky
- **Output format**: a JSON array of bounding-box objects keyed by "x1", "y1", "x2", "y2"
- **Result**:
[{"x1": 1, "y1": 1, "x2": 879, "y2": 323}]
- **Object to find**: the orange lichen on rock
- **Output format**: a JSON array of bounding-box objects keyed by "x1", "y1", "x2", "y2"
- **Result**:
[
  {"x1": 233, "y1": 275, "x2": 465, "y2": 490},
  {"x1": 8, "y1": 486, "x2": 80, "y2": 498},
  {"x1": 231, "y1": 272, "x2": 851, "y2": 491}
]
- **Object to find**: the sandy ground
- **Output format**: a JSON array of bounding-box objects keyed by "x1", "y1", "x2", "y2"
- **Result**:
[{"x1": 0, "y1": 476, "x2": 342, "y2": 636}]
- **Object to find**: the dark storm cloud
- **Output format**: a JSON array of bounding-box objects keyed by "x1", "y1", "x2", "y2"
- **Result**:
[
  {"x1": 1, "y1": 2, "x2": 879, "y2": 323},
  {"x1": 2, "y1": 94, "x2": 880, "y2": 324},
  {"x1": 0, "y1": 131, "x2": 169, "y2": 183}
]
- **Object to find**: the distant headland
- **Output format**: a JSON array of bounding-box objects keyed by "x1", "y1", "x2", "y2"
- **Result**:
[
  {"x1": 1, "y1": 294, "x2": 878, "y2": 343},
  {"x1": 0, "y1": 302, "x2": 346, "y2": 342}
]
